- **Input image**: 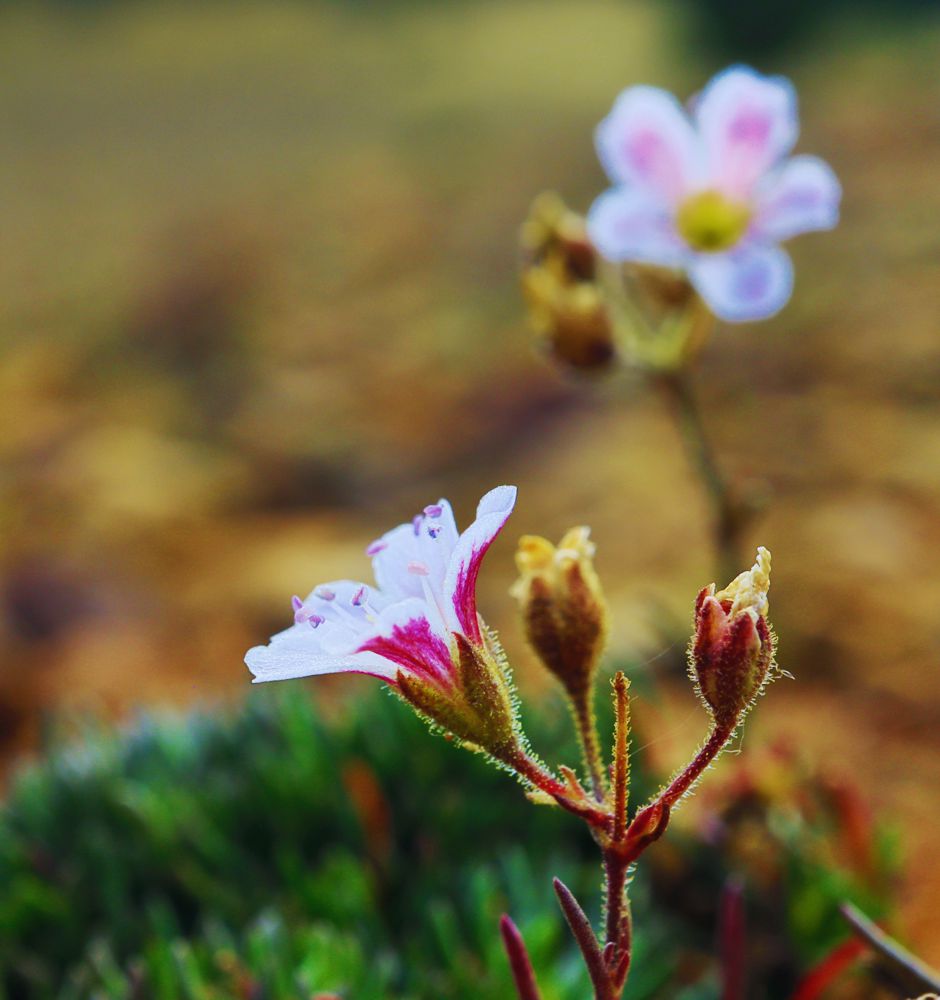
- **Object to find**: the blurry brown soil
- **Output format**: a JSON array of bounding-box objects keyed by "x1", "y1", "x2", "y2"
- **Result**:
[{"x1": 1, "y1": 0, "x2": 940, "y2": 966}]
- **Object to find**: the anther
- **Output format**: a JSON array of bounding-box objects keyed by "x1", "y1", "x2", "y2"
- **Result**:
[
  {"x1": 351, "y1": 585, "x2": 368, "y2": 606},
  {"x1": 293, "y1": 596, "x2": 325, "y2": 627},
  {"x1": 407, "y1": 561, "x2": 430, "y2": 576},
  {"x1": 366, "y1": 540, "x2": 387, "y2": 557},
  {"x1": 424, "y1": 504, "x2": 443, "y2": 518},
  {"x1": 314, "y1": 586, "x2": 336, "y2": 601}
]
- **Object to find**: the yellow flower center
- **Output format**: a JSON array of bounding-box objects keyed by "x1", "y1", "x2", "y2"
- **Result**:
[{"x1": 676, "y1": 190, "x2": 751, "y2": 253}]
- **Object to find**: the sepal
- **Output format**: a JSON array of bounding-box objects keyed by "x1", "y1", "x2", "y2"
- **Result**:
[{"x1": 396, "y1": 632, "x2": 519, "y2": 757}]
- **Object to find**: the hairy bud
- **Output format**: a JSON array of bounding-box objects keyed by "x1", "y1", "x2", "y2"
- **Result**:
[
  {"x1": 690, "y1": 547, "x2": 775, "y2": 726},
  {"x1": 512, "y1": 527, "x2": 609, "y2": 704}
]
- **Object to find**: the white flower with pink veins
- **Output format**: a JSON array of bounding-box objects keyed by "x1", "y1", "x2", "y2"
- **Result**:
[
  {"x1": 587, "y1": 65, "x2": 841, "y2": 322},
  {"x1": 245, "y1": 486, "x2": 517, "y2": 689}
]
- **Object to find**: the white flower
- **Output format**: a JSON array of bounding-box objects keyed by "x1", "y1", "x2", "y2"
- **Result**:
[
  {"x1": 245, "y1": 486, "x2": 517, "y2": 688},
  {"x1": 588, "y1": 66, "x2": 841, "y2": 322}
]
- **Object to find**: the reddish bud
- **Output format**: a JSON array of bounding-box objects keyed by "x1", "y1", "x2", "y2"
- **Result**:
[{"x1": 691, "y1": 548, "x2": 775, "y2": 725}]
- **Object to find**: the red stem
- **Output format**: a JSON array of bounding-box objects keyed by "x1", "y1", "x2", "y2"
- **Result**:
[
  {"x1": 603, "y1": 851, "x2": 629, "y2": 951},
  {"x1": 720, "y1": 877, "x2": 746, "y2": 1000},
  {"x1": 790, "y1": 938, "x2": 867, "y2": 1000},
  {"x1": 660, "y1": 722, "x2": 735, "y2": 809},
  {"x1": 500, "y1": 915, "x2": 543, "y2": 1000},
  {"x1": 504, "y1": 749, "x2": 610, "y2": 829}
]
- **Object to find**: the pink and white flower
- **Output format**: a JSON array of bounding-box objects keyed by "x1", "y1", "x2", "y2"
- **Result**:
[
  {"x1": 587, "y1": 66, "x2": 841, "y2": 322},
  {"x1": 245, "y1": 486, "x2": 517, "y2": 689}
]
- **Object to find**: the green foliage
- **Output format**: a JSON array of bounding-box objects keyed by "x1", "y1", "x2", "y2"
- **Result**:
[{"x1": 0, "y1": 684, "x2": 896, "y2": 998}]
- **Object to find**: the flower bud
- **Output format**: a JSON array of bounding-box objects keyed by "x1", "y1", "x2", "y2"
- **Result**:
[
  {"x1": 520, "y1": 193, "x2": 616, "y2": 372},
  {"x1": 690, "y1": 547, "x2": 775, "y2": 726},
  {"x1": 511, "y1": 527, "x2": 609, "y2": 705}
]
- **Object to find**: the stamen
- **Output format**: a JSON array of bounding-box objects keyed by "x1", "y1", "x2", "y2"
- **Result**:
[
  {"x1": 351, "y1": 585, "x2": 369, "y2": 606},
  {"x1": 366, "y1": 540, "x2": 387, "y2": 557},
  {"x1": 408, "y1": 561, "x2": 430, "y2": 576},
  {"x1": 424, "y1": 504, "x2": 443, "y2": 518},
  {"x1": 314, "y1": 586, "x2": 335, "y2": 601},
  {"x1": 412, "y1": 514, "x2": 424, "y2": 536},
  {"x1": 293, "y1": 595, "x2": 326, "y2": 628}
]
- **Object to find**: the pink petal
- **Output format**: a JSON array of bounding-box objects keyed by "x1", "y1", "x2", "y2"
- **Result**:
[
  {"x1": 587, "y1": 186, "x2": 687, "y2": 267},
  {"x1": 443, "y1": 485, "x2": 517, "y2": 642},
  {"x1": 753, "y1": 155, "x2": 841, "y2": 242},
  {"x1": 689, "y1": 244, "x2": 793, "y2": 323},
  {"x1": 357, "y1": 600, "x2": 455, "y2": 687},
  {"x1": 694, "y1": 66, "x2": 798, "y2": 199},
  {"x1": 596, "y1": 85, "x2": 704, "y2": 206}
]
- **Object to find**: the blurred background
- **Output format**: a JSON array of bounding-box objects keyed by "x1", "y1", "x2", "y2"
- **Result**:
[{"x1": 2, "y1": 0, "x2": 940, "y2": 984}]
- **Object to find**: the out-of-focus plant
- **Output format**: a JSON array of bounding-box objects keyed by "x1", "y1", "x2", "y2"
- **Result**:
[
  {"x1": 0, "y1": 682, "x2": 897, "y2": 997},
  {"x1": 521, "y1": 66, "x2": 840, "y2": 582}
]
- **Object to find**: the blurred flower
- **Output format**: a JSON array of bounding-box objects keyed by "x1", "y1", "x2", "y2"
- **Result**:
[
  {"x1": 690, "y1": 546, "x2": 775, "y2": 724},
  {"x1": 520, "y1": 192, "x2": 616, "y2": 371},
  {"x1": 588, "y1": 66, "x2": 840, "y2": 322},
  {"x1": 245, "y1": 486, "x2": 521, "y2": 751}
]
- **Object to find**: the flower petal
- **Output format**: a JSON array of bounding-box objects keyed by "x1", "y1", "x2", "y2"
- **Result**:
[
  {"x1": 753, "y1": 155, "x2": 841, "y2": 242},
  {"x1": 357, "y1": 599, "x2": 455, "y2": 687},
  {"x1": 689, "y1": 244, "x2": 793, "y2": 322},
  {"x1": 245, "y1": 646, "x2": 397, "y2": 683},
  {"x1": 371, "y1": 498, "x2": 460, "y2": 600},
  {"x1": 246, "y1": 593, "x2": 452, "y2": 685},
  {"x1": 586, "y1": 186, "x2": 687, "y2": 267},
  {"x1": 596, "y1": 85, "x2": 704, "y2": 205},
  {"x1": 444, "y1": 485, "x2": 517, "y2": 642},
  {"x1": 694, "y1": 66, "x2": 798, "y2": 198}
]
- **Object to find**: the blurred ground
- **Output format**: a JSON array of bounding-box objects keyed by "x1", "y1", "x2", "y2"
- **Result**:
[{"x1": 1, "y1": 0, "x2": 940, "y2": 965}]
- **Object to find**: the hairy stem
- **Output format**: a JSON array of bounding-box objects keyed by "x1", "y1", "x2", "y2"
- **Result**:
[
  {"x1": 658, "y1": 721, "x2": 735, "y2": 810},
  {"x1": 603, "y1": 851, "x2": 629, "y2": 953},
  {"x1": 611, "y1": 673, "x2": 630, "y2": 842},
  {"x1": 502, "y1": 747, "x2": 610, "y2": 829},
  {"x1": 571, "y1": 693, "x2": 606, "y2": 802}
]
